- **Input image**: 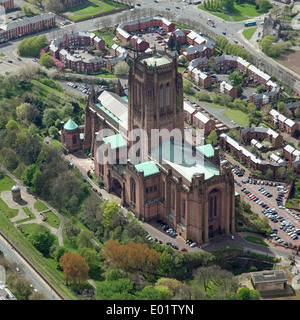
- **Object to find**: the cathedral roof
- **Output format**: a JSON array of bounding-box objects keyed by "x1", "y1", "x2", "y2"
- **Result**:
[
  {"x1": 64, "y1": 119, "x2": 78, "y2": 131},
  {"x1": 134, "y1": 161, "x2": 160, "y2": 177}
]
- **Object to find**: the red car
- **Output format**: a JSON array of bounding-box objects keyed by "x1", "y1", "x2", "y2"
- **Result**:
[{"x1": 180, "y1": 248, "x2": 187, "y2": 252}]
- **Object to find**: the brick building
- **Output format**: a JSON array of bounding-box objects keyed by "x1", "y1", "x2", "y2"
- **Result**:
[
  {"x1": 49, "y1": 32, "x2": 107, "y2": 73},
  {"x1": 220, "y1": 133, "x2": 286, "y2": 173},
  {"x1": 0, "y1": 0, "x2": 14, "y2": 11},
  {"x1": 269, "y1": 109, "x2": 299, "y2": 137},
  {"x1": 219, "y1": 81, "x2": 237, "y2": 99},
  {"x1": 116, "y1": 16, "x2": 175, "y2": 44},
  {"x1": 240, "y1": 126, "x2": 283, "y2": 149},
  {"x1": 0, "y1": 13, "x2": 55, "y2": 43},
  {"x1": 63, "y1": 51, "x2": 236, "y2": 245}
]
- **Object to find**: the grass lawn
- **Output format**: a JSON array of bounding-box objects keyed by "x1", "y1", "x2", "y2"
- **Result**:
[
  {"x1": 242, "y1": 27, "x2": 258, "y2": 40},
  {"x1": 92, "y1": 31, "x2": 114, "y2": 47},
  {"x1": 198, "y1": 2, "x2": 270, "y2": 21},
  {"x1": 0, "y1": 198, "x2": 19, "y2": 218},
  {"x1": 50, "y1": 137, "x2": 61, "y2": 148},
  {"x1": 63, "y1": 0, "x2": 125, "y2": 21},
  {"x1": 223, "y1": 109, "x2": 249, "y2": 127},
  {"x1": 34, "y1": 199, "x2": 48, "y2": 212},
  {"x1": 243, "y1": 235, "x2": 269, "y2": 247},
  {"x1": 0, "y1": 173, "x2": 15, "y2": 192},
  {"x1": 43, "y1": 211, "x2": 61, "y2": 229}
]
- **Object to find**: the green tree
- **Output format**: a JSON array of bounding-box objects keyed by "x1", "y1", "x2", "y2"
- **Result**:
[
  {"x1": 207, "y1": 130, "x2": 218, "y2": 146},
  {"x1": 21, "y1": 164, "x2": 37, "y2": 187},
  {"x1": 29, "y1": 227, "x2": 55, "y2": 255},
  {"x1": 40, "y1": 53, "x2": 55, "y2": 69},
  {"x1": 167, "y1": 35, "x2": 175, "y2": 50},
  {"x1": 136, "y1": 285, "x2": 163, "y2": 300},
  {"x1": 294, "y1": 107, "x2": 300, "y2": 119},
  {"x1": 42, "y1": 108, "x2": 58, "y2": 128},
  {"x1": 95, "y1": 278, "x2": 136, "y2": 300}
]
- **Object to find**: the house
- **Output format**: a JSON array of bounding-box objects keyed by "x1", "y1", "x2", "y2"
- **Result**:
[
  {"x1": 0, "y1": 0, "x2": 14, "y2": 11},
  {"x1": 219, "y1": 81, "x2": 237, "y2": 99},
  {"x1": 193, "y1": 110, "x2": 215, "y2": 135},
  {"x1": 188, "y1": 66, "x2": 211, "y2": 89},
  {"x1": 0, "y1": 13, "x2": 55, "y2": 43},
  {"x1": 240, "y1": 126, "x2": 283, "y2": 149},
  {"x1": 269, "y1": 109, "x2": 299, "y2": 136}
]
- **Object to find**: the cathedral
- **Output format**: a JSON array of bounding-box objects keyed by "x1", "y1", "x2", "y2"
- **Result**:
[{"x1": 62, "y1": 51, "x2": 235, "y2": 245}]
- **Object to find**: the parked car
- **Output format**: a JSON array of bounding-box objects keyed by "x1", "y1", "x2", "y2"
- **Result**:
[
  {"x1": 180, "y1": 248, "x2": 187, "y2": 252},
  {"x1": 190, "y1": 242, "x2": 197, "y2": 247}
]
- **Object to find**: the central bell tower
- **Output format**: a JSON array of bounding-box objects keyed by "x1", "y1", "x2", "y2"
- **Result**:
[{"x1": 128, "y1": 51, "x2": 184, "y2": 157}]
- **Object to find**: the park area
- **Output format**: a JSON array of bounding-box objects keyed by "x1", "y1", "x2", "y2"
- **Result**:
[
  {"x1": 276, "y1": 50, "x2": 300, "y2": 76},
  {"x1": 61, "y1": 0, "x2": 126, "y2": 21},
  {"x1": 198, "y1": 0, "x2": 272, "y2": 22}
]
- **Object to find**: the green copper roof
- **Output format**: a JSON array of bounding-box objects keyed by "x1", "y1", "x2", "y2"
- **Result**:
[
  {"x1": 102, "y1": 134, "x2": 127, "y2": 149},
  {"x1": 64, "y1": 119, "x2": 78, "y2": 131},
  {"x1": 134, "y1": 161, "x2": 160, "y2": 177},
  {"x1": 152, "y1": 140, "x2": 219, "y2": 181},
  {"x1": 196, "y1": 144, "x2": 215, "y2": 158}
]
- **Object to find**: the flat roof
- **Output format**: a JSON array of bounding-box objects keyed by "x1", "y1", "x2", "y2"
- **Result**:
[
  {"x1": 139, "y1": 53, "x2": 171, "y2": 67},
  {"x1": 152, "y1": 140, "x2": 219, "y2": 181},
  {"x1": 134, "y1": 161, "x2": 160, "y2": 177},
  {"x1": 102, "y1": 134, "x2": 127, "y2": 149}
]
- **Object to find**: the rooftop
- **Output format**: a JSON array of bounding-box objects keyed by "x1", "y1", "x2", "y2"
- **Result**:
[
  {"x1": 134, "y1": 161, "x2": 160, "y2": 177},
  {"x1": 139, "y1": 53, "x2": 172, "y2": 67},
  {"x1": 64, "y1": 119, "x2": 78, "y2": 131}
]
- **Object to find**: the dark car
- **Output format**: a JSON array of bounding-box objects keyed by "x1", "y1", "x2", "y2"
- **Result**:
[
  {"x1": 166, "y1": 242, "x2": 172, "y2": 246},
  {"x1": 172, "y1": 245, "x2": 179, "y2": 250}
]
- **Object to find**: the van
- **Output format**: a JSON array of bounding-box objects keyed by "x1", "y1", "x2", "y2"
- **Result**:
[{"x1": 277, "y1": 186, "x2": 284, "y2": 191}]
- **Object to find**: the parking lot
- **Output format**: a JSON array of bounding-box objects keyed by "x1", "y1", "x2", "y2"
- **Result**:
[{"x1": 229, "y1": 162, "x2": 300, "y2": 249}]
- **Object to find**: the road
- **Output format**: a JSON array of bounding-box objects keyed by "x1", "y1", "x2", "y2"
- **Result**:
[
  {"x1": 0, "y1": 234, "x2": 61, "y2": 300},
  {"x1": 0, "y1": 0, "x2": 299, "y2": 91}
]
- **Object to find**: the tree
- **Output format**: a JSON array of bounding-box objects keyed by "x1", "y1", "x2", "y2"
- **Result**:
[
  {"x1": 276, "y1": 101, "x2": 285, "y2": 113},
  {"x1": 259, "y1": 0, "x2": 272, "y2": 13},
  {"x1": 95, "y1": 278, "x2": 135, "y2": 300},
  {"x1": 136, "y1": 285, "x2": 163, "y2": 300},
  {"x1": 21, "y1": 164, "x2": 37, "y2": 187},
  {"x1": 207, "y1": 130, "x2": 218, "y2": 146},
  {"x1": 266, "y1": 168, "x2": 274, "y2": 179},
  {"x1": 29, "y1": 227, "x2": 55, "y2": 255},
  {"x1": 60, "y1": 252, "x2": 90, "y2": 286},
  {"x1": 102, "y1": 239, "x2": 161, "y2": 274},
  {"x1": 40, "y1": 53, "x2": 55, "y2": 69},
  {"x1": 276, "y1": 166, "x2": 287, "y2": 180},
  {"x1": 256, "y1": 85, "x2": 266, "y2": 93},
  {"x1": 167, "y1": 35, "x2": 175, "y2": 50},
  {"x1": 228, "y1": 71, "x2": 243, "y2": 86},
  {"x1": 48, "y1": 126, "x2": 58, "y2": 137},
  {"x1": 294, "y1": 107, "x2": 300, "y2": 119},
  {"x1": 42, "y1": 108, "x2": 58, "y2": 128},
  {"x1": 113, "y1": 61, "x2": 130, "y2": 76},
  {"x1": 79, "y1": 247, "x2": 100, "y2": 272}
]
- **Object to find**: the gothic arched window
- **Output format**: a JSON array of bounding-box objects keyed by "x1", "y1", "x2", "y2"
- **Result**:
[
  {"x1": 159, "y1": 85, "x2": 164, "y2": 108},
  {"x1": 166, "y1": 83, "x2": 170, "y2": 106}
]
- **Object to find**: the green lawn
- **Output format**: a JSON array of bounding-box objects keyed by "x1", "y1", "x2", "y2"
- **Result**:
[
  {"x1": 198, "y1": 2, "x2": 271, "y2": 22},
  {"x1": 43, "y1": 211, "x2": 61, "y2": 229},
  {"x1": 0, "y1": 173, "x2": 15, "y2": 192},
  {"x1": 63, "y1": 0, "x2": 125, "y2": 21},
  {"x1": 0, "y1": 198, "x2": 19, "y2": 218},
  {"x1": 34, "y1": 199, "x2": 48, "y2": 212},
  {"x1": 242, "y1": 27, "x2": 258, "y2": 40},
  {"x1": 223, "y1": 109, "x2": 249, "y2": 127},
  {"x1": 243, "y1": 235, "x2": 269, "y2": 247}
]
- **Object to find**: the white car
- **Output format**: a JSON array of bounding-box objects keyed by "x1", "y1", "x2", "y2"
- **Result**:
[{"x1": 190, "y1": 242, "x2": 197, "y2": 247}]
